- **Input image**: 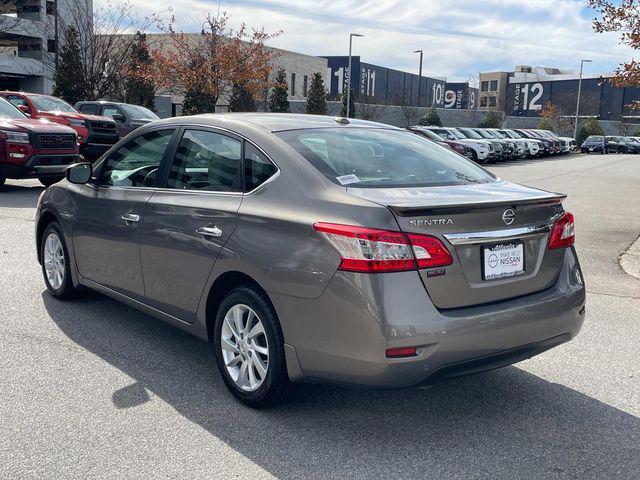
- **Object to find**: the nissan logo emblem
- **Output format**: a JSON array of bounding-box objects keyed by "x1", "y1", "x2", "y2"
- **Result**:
[{"x1": 502, "y1": 209, "x2": 515, "y2": 226}]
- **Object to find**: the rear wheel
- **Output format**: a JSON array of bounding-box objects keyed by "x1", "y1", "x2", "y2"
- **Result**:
[
  {"x1": 39, "y1": 176, "x2": 64, "y2": 187},
  {"x1": 41, "y1": 222, "x2": 79, "y2": 299},
  {"x1": 213, "y1": 286, "x2": 293, "y2": 408}
]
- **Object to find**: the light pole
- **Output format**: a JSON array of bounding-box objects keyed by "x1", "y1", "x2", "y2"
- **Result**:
[
  {"x1": 346, "y1": 33, "x2": 363, "y2": 118},
  {"x1": 414, "y1": 49, "x2": 423, "y2": 106},
  {"x1": 574, "y1": 59, "x2": 592, "y2": 140}
]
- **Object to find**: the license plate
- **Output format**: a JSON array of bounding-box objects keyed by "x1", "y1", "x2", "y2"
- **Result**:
[{"x1": 482, "y1": 242, "x2": 525, "y2": 281}]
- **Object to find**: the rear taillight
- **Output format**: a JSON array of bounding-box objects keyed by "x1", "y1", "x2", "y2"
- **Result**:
[
  {"x1": 548, "y1": 212, "x2": 575, "y2": 249},
  {"x1": 313, "y1": 223, "x2": 453, "y2": 273}
]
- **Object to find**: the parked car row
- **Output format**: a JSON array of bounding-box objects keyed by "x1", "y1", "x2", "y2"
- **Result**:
[
  {"x1": 580, "y1": 135, "x2": 640, "y2": 154},
  {"x1": 408, "y1": 126, "x2": 576, "y2": 164},
  {"x1": 0, "y1": 94, "x2": 158, "y2": 188}
]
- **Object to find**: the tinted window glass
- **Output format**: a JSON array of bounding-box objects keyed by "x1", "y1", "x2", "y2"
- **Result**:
[
  {"x1": 166, "y1": 130, "x2": 241, "y2": 192},
  {"x1": 78, "y1": 104, "x2": 98, "y2": 114},
  {"x1": 245, "y1": 143, "x2": 277, "y2": 191},
  {"x1": 277, "y1": 128, "x2": 495, "y2": 188},
  {"x1": 100, "y1": 129, "x2": 173, "y2": 187}
]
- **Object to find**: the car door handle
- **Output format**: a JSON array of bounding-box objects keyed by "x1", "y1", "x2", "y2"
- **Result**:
[
  {"x1": 121, "y1": 213, "x2": 140, "y2": 223},
  {"x1": 196, "y1": 226, "x2": 223, "y2": 238}
]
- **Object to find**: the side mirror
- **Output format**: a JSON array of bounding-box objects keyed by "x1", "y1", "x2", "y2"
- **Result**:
[
  {"x1": 18, "y1": 104, "x2": 31, "y2": 114},
  {"x1": 112, "y1": 113, "x2": 126, "y2": 123},
  {"x1": 66, "y1": 162, "x2": 92, "y2": 184}
]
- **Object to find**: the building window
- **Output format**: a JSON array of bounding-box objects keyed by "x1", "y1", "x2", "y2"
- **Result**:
[
  {"x1": 290, "y1": 73, "x2": 296, "y2": 96},
  {"x1": 47, "y1": 40, "x2": 56, "y2": 54},
  {"x1": 490, "y1": 80, "x2": 498, "y2": 91},
  {"x1": 17, "y1": 5, "x2": 40, "y2": 14},
  {"x1": 488, "y1": 96, "x2": 497, "y2": 107},
  {"x1": 46, "y1": 1, "x2": 56, "y2": 15},
  {"x1": 303, "y1": 75, "x2": 308, "y2": 97},
  {"x1": 480, "y1": 97, "x2": 488, "y2": 107},
  {"x1": 481, "y1": 81, "x2": 488, "y2": 92}
]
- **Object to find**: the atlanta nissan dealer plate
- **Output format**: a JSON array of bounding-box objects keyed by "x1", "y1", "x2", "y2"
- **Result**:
[{"x1": 482, "y1": 242, "x2": 525, "y2": 281}]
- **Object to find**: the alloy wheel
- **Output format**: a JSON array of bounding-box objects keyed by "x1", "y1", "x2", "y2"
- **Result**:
[
  {"x1": 44, "y1": 232, "x2": 65, "y2": 290},
  {"x1": 220, "y1": 304, "x2": 269, "y2": 392}
]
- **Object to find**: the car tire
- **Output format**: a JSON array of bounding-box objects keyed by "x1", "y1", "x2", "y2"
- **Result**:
[
  {"x1": 40, "y1": 222, "x2": 79, "y2": 300},
  {"x1": 0, "y1": 174, "x2": 5, "y2": 188},
  {"x1": 213, "y1": 286, "x2": 293, "y2": 408},
  {"x1": 39, "y1": 176, "x2": 64, "y2": 187}
]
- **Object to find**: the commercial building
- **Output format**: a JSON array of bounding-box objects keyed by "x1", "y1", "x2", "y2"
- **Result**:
[
  {"x1": 0, "y1": 0, "x2": 87, "y2": 93},
  {"x1": 480, "y1": 65, "x2": 640, "y2": 122},
  {"x1": 323, "y1": 56, "x2": 446, "y2": 108},
  {"x1": 444, "y1": 82, "x2": 478, "y2": 110}
]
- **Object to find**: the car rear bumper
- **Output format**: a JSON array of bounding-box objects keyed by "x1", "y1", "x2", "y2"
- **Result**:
[
  {"x1": 272, "y1": 246, "x2": 585, "y2": 387},
  {"x1": 1, "y1": 153, "x2": 80, "y2": 178}
]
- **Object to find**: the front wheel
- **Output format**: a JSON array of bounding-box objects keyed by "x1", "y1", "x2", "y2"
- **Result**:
[
  {"x1": 213, "y1": 286, "x2": 293, "y2": 408},
  {"x1": 39, "y1": 176, "x2": 64, "y2": 187},
  {"x1": 41, "y1": 222, "x2": 79, "y2": 299}
]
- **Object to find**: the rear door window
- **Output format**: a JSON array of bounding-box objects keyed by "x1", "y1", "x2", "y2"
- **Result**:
[
  {"x1": 166, "y1": 129, "x2": 242, "y2": 192},
  {"x1": 78, "y1": 104, "x2": 98, "y2": 114},
  {"x1": 277, "y1": 128, "x2": 495, "y2": 188}
]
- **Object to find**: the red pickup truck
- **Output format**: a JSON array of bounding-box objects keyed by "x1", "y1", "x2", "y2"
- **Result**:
[
  {"x1": 0, "y1": 91, "x2": 119, "y2": 161},
  {"x1": 0, "y1": 96, "x2": 80, "y2": 188}
]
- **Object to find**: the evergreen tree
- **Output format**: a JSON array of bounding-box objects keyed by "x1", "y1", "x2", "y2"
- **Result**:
[
  {"x1": 339, "y1": 88, "x2": 356, "y2": 118},
  {"x1": 537, "y1": 118, "x2": 554, "y2": 131},
  {"x1": 53, "y1": 27, "x2": 86, "y2": 105},
  {"x1": 305, "y1": 72, "x2": 327, "y2": 114},
  {"x1": 478, "y1": 111, "x2": 502, "y2": 128},
  {"x1": 418, "y1": 106, "x2": 442, "y2": 126},
  {"x1": 229, "y1": 82, "x2": 256, "y2": 112},
  {"x1": 268, "y1": 69, "x2": 290, "y2": 113},
  {"x1": 182, "y1": 83, "x2": 217, "y2": 115},
  {"x1": 577, "y1": 116, "x2": 604, "y2": 145},
  {"x1": 124, "y1": 32, "x2": 156, "y2": 111}
]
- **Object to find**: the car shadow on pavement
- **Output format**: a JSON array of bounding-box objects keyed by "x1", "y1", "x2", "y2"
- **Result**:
[
  {"x1": 43, "y1": 291, "x2": 639, "y2": 479},
  {"x1": 0, "y1": 183, "x2": 44, "y2": 209}
]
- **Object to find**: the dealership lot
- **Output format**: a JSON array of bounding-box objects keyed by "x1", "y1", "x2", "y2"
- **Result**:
[{"x1": 1, "y1": 154, "x2": 639, "y2": 479}]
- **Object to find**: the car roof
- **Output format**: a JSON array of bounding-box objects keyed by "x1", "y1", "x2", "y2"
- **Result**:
[{"x1": 145, "y1": 113, "x2": 402, "y2": 133}]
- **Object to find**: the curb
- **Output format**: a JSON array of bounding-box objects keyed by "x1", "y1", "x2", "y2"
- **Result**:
[{"x1": 620, "y1": 235, "x2": 640, "y2": 280}]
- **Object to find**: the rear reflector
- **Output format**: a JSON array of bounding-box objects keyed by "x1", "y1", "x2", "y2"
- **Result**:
[
  {"x1": 386, "y1": 347, "x2": 418, "y2": 358},
  {"x1": 548, "y1": 212, "x2": 575, "y2": 249},
  {"x1": 313, "y1": 222, "x2": 453, "y2": 273}
]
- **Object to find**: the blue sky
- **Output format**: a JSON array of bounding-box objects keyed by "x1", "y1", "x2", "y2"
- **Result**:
[{"x1": 107, "y1": 0, "x2": 633, "y2": 81}]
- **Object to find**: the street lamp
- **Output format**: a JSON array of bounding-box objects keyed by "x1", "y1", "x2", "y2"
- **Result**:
[
  {"x1": 346, "y1": 33, "x2": 363, "y2": 118},
  {"x1": 574, "y1": 59, "x2": 592, "y2": 140},
  {"x1": 414, "y1": 49, "x2": 423, "y2": 107}
]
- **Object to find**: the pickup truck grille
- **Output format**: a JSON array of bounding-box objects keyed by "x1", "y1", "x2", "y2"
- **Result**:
[
  {"x1": 89, "y1": 120, "x2": 117, "y2": 134},
  {"x1": 35, "y1": 133, "x2": 77, "y2": 150}
]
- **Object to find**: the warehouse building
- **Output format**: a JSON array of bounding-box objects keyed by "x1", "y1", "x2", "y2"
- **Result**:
[
  {"x1": 480, "y1": 65, "x2": 640, "y2": 122},
  {"x1": 323, "y1": 55, "x2": 447, "y2": 108}
]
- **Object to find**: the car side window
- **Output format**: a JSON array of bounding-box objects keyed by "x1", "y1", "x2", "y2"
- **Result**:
[
  {"x1": 79, "y1": 104, "x2": 98, "y2": 114},
  {"x1": 100, "y1": 129, "x2": 174, "y2": 187},
  {"x1": 102, "y1": 106, "x2": 123, "y2": 119},
  {"x1": 166, "y1": 129, "x2": 242, "y2": 192},
  {"x1": 244, "y1": 143, "x2": 277, "y2": 191}
]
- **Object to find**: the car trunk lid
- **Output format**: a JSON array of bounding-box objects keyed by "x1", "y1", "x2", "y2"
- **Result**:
[{"x1": 347, "y1": 180, "x2": 567, "y2": 309}]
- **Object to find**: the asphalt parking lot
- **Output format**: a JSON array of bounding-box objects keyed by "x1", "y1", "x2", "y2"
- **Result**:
[{"x1": 1, "y1": 153, "x2": 639, "y2": 479}]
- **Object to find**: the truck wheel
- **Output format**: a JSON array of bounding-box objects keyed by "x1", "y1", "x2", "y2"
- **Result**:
[{"x1": 39, "y1": 176, "x2": 63, "y2": 187}]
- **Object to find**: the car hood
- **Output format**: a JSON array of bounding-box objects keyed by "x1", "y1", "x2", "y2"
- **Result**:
[
  {"x1": 42, "y1": 110, "x2": 115, "y2": 124},
  {"x1": 0, "y1": 117, "x2": 77, "y2": 133},
  {"x1": 347, "y1": 179, "x2": 565, "y2": 210},
  {"x1": 455, "y1": 139, "x2": 490, "y2": 148}
]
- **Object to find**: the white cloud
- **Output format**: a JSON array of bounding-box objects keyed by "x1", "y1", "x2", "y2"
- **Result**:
[{"x1": 97, "y1": 0, "x2": 633, "y2": 81}]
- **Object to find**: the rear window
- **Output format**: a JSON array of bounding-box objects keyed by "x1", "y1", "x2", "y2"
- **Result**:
[{"x1": 277, "y1": 128, "x2": 495, "y2": 188}]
